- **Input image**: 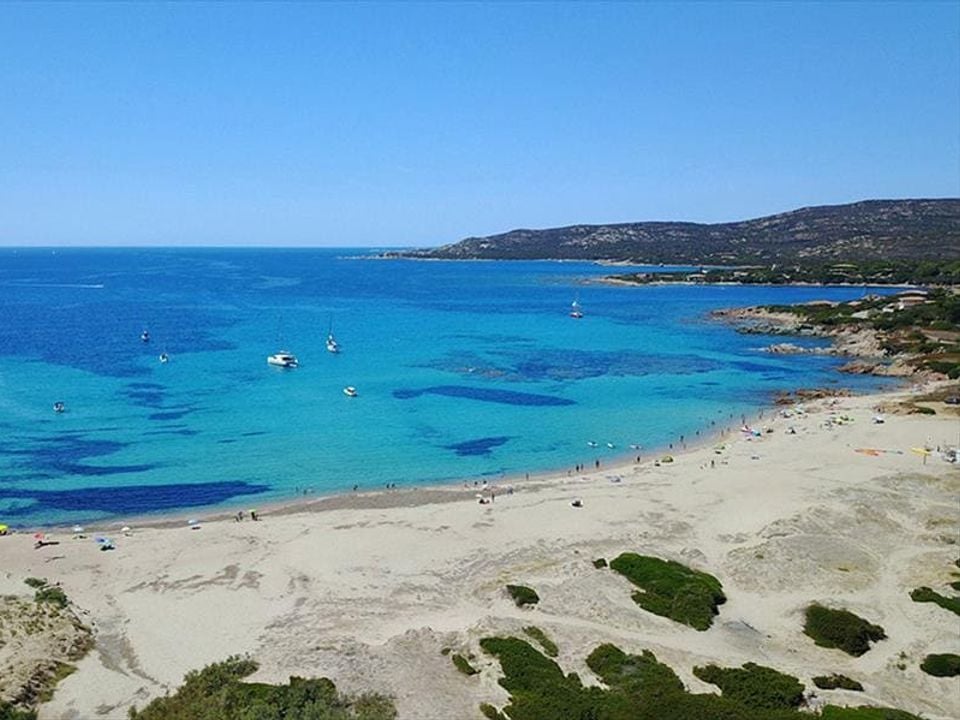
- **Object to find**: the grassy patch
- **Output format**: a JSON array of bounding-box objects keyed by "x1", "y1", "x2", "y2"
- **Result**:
[
  {"x1": 452, "y1": 653, "x2": 478, "y2": 676},
  {"x1": 522, "y1": 626, "x2": 558, "y2": 658},
  {"x1": 920, "y1": 653, "x2": 960, "y2": 677},
  {"x1": 128, "y1": 655, "x2": 396, "y2": 719},
  {"x1": 693, "y1": 662, "x2": 804, "y2": 710},
  {"x1": 506, "y1": 584, "x2": 540, "y2": 607},
  {"x1": 593, "y1": 558, "x2": 607, "y2": 568},
  {"x1": 33, "y1": 586, "x2": 69, "y2": 609},
  {"x1": 813, "y1": 674, "x2": 863, "y2": 691},
  {"x1": 609, "y1": 553, "x2": 725, "y2": 630},
  {"x1": 37, "y1": 662, "x2": 77, "y2": 703},
  {"x1": 23, "y1": 578, "x2": 47, "y2": 589},
  {"x1": 803, "y1": 604, "x2": 886, "y2": 656},
  {"x1": 910, "y1": 586, "x2": 960, "y2": 616}
]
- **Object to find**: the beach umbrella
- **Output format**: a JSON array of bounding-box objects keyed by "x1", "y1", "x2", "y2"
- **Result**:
[
  {"x1": 120, "y1": 526, "x2": 131, "y2": 534},
  {"x1": 0, "y1": 524, "x2": 8, "y2": 535},
  {"x1": 72, "y1": 525, "x2": 84, "y2": 534},
  {"x1": 33, "y1": 532, "x2": 45, "y2": 541}
]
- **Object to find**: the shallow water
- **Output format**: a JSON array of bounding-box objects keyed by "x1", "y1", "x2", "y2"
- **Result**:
[{"x1": 0, "y1": 248, "x2": 896, "y2": 525}]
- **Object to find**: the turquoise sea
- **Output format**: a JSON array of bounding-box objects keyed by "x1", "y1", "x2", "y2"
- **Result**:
[{"x1": 0, "y1": 248, "x2": 897, "y2": 527}]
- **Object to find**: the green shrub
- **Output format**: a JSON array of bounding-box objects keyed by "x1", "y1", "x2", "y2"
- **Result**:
[
  {"x1": 521, "y1": 626, "x2": 558, "y2": 658},
  {"x1": 479, "y1": 703, "x2": 505, "y2": 720},
  {"x1": 911, "y1": 405, "x2": 936, "y2": 415},
  {"x1": 803, "y1": 604, "x2": 885, "y2": 656},
  {"x1": 920, "y1": 653, "x2": 960, "y2": 677},
  {"x1": 0, "y1": 700, "x2": 37, "y2": 720},
  {"x1": 812, "y1": 674, "x2": 863, "y2": 691},
  {"x1": 585, "y1": 643, "x2": 684, "y2": 699},
  {"x1": 127, "y1": 655, "x2": 396, "y2": 719},
  {"x1": 693, "y1": 662, "x2": 804, "y2": 709},
  {"x1": 820, "y1": 707, "x2": 923, "y2": 719},
  {"x1": 910, "y1": 586, "x2": 960, "y2": 616},
  {"x1": 452, "y1": 653, "x2": 478, "y2": 676},
  {"x1": 950, "y1": 580, "x2": 960, "y2": 591},
  {"x1": 478, "y1": 636, "x2": 929, "y2": 720},
  {"x1": 506, "y1": 584, "x2": 540, "y2": 607},
  {"x1": 23, "y1": 577, "x2": 47, "y2": 589},
  {"x1": 34, "y1": 586, "x2": 68, "y2": 609},
  {"x1": 609, "y1": 553, "x2": 726, "y2": 630},
  {"x1": 593, "y1": 558, "x2": 607, "y2": 568}
]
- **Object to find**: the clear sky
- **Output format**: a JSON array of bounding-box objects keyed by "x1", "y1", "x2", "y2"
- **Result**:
[{"x1": 1, "y1": 2, "x2": 958, "y2": 247}]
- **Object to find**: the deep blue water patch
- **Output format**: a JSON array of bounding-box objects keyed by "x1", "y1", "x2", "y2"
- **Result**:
[
  {"x1": 142, "y1": 427, "x2": 199, "y2": 436},
  {"x1": 420, "y1": 349, "x2": 724, "y2": 383},
  {"x1": 394, "y1": 385, "x2": 574, "y2": 407},
  {"x1": 148, "y1": 409, "x2": 194, "y2": 421},
  {"x1": 445, "y1": 436, "x2": 511, "y2": 456},
  {"x1": 122, "y1": 386, "x2": 167, "y2": 408},
  {"x1": 0, "y1": 480, "x2": 269, "y2": 517},
  {"x1": 0, "y1": 434, "x2": 158, "y2": 477}
]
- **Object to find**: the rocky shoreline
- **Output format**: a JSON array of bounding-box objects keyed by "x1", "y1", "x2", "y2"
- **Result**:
[{"x1": 711, "y1": 306, "x2": 925, "y2": 378}]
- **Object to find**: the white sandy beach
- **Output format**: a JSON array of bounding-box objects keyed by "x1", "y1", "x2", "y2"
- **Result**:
[{"x1": 2, "y1": 384, "x2": 958, "y2": 719}]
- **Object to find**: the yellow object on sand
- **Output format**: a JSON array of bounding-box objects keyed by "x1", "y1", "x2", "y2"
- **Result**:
[
  {"x1": 910, "y1": 447, "x2": 931, "y2": 456},
  {"x1": 0, "y1": 524, "x2": 8, "y2": 535}
]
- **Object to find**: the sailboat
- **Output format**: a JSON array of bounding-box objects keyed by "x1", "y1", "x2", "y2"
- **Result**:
[
  {"x1": 267, "y1": 316, "x2": 298, "y2": 368},
  {"x1": 325, "y1": 319, "x2": 340, "y2": 354},
  {"x1": 569, "y1": 296, "x2": 584, "y2": 319}
]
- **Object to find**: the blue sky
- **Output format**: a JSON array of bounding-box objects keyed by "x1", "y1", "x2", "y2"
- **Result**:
[{"x1": 1, "y1": 2, "x2": 957, "y2": 247}]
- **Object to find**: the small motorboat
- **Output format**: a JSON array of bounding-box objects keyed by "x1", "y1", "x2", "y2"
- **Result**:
[
  {"x1": 586, "y1": 440, "x2": 598, "y2": 447},
  {"x1": 326, "y1": 333, "x2": 340, "y2": 354},
  {"x1": 53, "y1": 401, "x2": 65, "y2": 414},
  {"x1": 570, "y1": 297, "x2": 584, "y2": 319},
  {"x1": 159, "y1": 352, "x2": 169, "y2": 363},
  {"x1": 343, "y1": 386, "x2": 358, "y2": 397},
  {"x1": 267, "y1": 352, "x2": 298, "y2": 368},
  {"x1": 140, "y1": 330, "x2": 150, "y2": 343}
]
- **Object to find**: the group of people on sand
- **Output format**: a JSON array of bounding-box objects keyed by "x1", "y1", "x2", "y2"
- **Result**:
[{"x1": 235, "y1": 510, "x2": 259, "y2": 522}]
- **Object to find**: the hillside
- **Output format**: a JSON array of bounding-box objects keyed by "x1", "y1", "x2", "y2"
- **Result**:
[{"x1": 395, "y1": 199, "x2": 960, "y2": 264}]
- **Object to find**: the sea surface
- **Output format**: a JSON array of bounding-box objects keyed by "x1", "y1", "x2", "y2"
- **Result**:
[{"x1": 0, "y1": 248, "x2": 898, "y2": 527}]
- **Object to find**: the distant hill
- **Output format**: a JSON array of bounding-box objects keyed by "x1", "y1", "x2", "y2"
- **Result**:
[{"x1": 395, "y1": 199, "x2": 960, "y2": 264}]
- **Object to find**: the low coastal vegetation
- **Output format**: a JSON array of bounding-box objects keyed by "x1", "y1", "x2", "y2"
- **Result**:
[
  {"x1": 522, "y1": 626, "x2": 558, "y2": 658},
  {"x1": 812, "y1": 674, "x2": 864, "y2": 691},
  {"x1": 608, "y1": 553, "x2": 725, "y2": 630},
  {"x1": 476, "y1": 636, "x2": 921, "y2": 720},
  {"x1": 127, "y1": 656, "x2": 396, "y2": 719},
  {"x1": 803, "y1": 604, "x2": 886, "y2": 657},
  {"x1": 0, "y1": 702, "x2": 36, "y2": 720},
  {"x1": 451, "y1": 653, "x2": 478, "y2": 676},
  {"x1": 592, "y1": 558, "x2": 607, "y2": 568},
  {"x1": 909, "y1": 586, "x2": 960, "y2": 616},
  {"x1": 692, "y1": 662, "x2": 805, "y2": 710},
  {"x1": 920, "y1": 653, "x2": 960, "y2": 677},
  {"x1": 506, "y1": 584, "x2": 540, "y2": 607}
]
